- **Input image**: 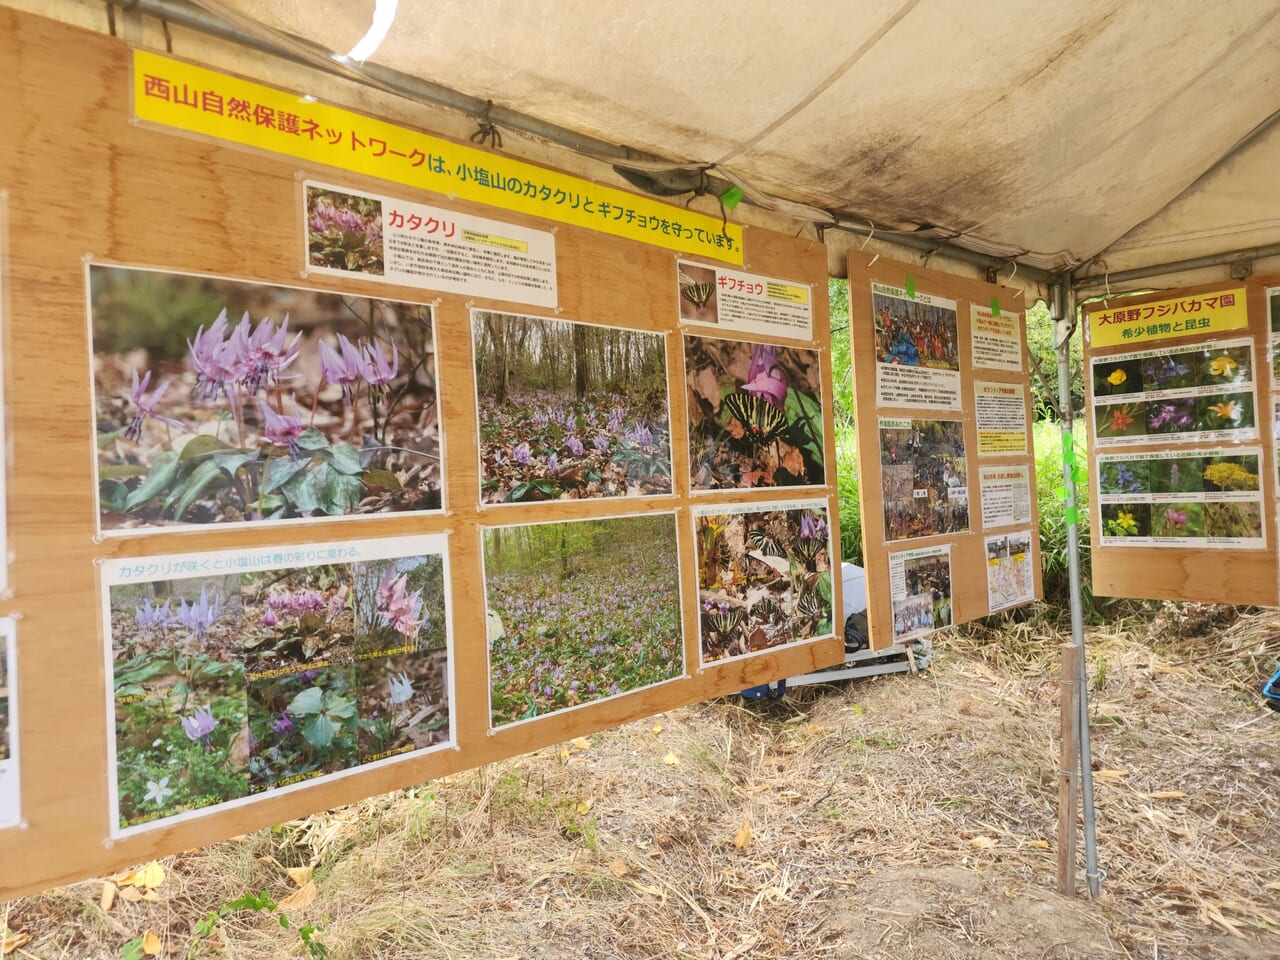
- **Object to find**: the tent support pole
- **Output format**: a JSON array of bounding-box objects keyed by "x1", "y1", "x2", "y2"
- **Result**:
[{"x1": 1052, "y1": 279, "x2": 1102, "y2": 897}]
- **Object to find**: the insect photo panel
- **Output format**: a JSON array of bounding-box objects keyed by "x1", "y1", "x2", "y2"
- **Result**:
[
  {"x1": 685, "y1": 335, "x2": 825, "y2": 490},
  {"x1": 90, "y1": 264, "x2": 441, "y2": 533},
  {"x1": 694, "y1": 501, "x2": 833, "y2": 664}
]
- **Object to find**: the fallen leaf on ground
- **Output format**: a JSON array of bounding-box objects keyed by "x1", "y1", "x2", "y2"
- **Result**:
[
  {"x1": 571, "y1": 737, "x2": 591, "y2": 751},
  {"x1": 969, "y1": 836, "x2": 998, "y2": 849},
  {"x1": 1, "y1": 930, "x2": 31, "y2": 955},
  {"x1": 132, "y1": 862, "x2": 166, "y2": 890},
  {"x1": 733, "y1": 823, "x2": 753, "y2": 849},
  {"x1": 118, "y1": 886, "x2": 144, "y2": 903},
  {"x1": 1020, "y1": 839, "x2": 1051, "y2": 849},
  {"x1": 650, "y1": 723, "x2": 663, "y2": 735},
  {"x1": 278, "y1": 880, "x2": 317, "y2": 911},
  {"x1": 575, "y1": 799, "x2": 592, "y2": 815},
  {"x1": 1142, "y1": 791, "x2": 1187, "y2": 800},
  {"x1": 141, "y1": 930, "x2": 162, "y2": 956},
  {"x1": 101, "y1": 881, "x2": 117, "y2": 912},
  {"x1": 661, "y1": 751, "x2": 680, "y2": 766},
  {"x1": 1094, "y1": 769, "x2": 1129, "y2": 778},
  {"x1": 285, "y1": 866, "x2": 313, "y2": 887},
  {"x1": 609, "y1": 860, "x2": 630, "y2": 878}
]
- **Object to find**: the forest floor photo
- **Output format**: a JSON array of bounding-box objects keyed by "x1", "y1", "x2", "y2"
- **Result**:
[{"x1": 5, "y1": 602, "x2": 1279, "y2": 959}]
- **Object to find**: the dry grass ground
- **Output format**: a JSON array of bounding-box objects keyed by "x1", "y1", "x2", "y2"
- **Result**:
[{"x1": 4, "y1": 603, "x2": 1279, "y2": 959}]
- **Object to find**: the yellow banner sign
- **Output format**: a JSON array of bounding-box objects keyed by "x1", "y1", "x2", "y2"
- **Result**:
[
  {"x1": 132, "y1": 50, "x2": 743, "y2": 264},
  {"x1": 1088, "y1": 288, "x2": 1248, "y2": 348}
]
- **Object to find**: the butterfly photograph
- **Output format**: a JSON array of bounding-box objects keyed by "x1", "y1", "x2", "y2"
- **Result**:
[
  {"x1": 694, "y1": 502, "x2": 834, "y2": 663},
  {"x1": 684, "y1": 335, "x2": 826, "y2": 490}
]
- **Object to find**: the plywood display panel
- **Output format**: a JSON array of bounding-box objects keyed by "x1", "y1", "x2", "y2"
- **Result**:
[
  {"x1": 1084, "y1": 276, "x2": 1280, "y2": 605},
  {"x1": 847, "y1": 253, "x2": 1042, "y2": 650},
  {"x1": 0, "y1": 9, "x2": 841, "y2": 899}
]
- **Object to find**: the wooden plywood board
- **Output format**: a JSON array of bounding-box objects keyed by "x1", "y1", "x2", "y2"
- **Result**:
[
  {"x1": 847, "y1": 253, "x2": 1042, "y2": 650},
  {"x1": 1084, "y1": 277, "x2": 1279, "y2": 605},
  {"x1": 0, "y1": 10, "x2": 842, "y2": 899}
]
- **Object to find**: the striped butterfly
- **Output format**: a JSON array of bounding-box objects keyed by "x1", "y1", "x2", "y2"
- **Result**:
[
  {"x1": 795, "y1": 591, "x2": 825, "y2": 619},
  {"x1": 747, "y1": 529, "x2": 785, "y2": 556},
  {"x1": 680, "y1": 281, "x2": 715, "y2": 309},
  {"x1": 752, "y1": 598, "x2": 781, "y2": 621},
  {"x1": 708, "y1": 608, "x2": 745, "y2": 636},
  {"x1": 722, "y1": 391, "x2": 789, "y2": 445},
  {"x1": 792, "y1": 537, "x2": 826, "y2": 566}
]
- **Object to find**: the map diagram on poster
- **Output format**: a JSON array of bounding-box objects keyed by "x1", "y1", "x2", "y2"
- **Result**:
[
  {"x1": 304, "y1": 181, "x2": 557, "y2": 308},
  {"x1": 871, "y1": 282, "x2": 960, "y2": 410},
  {"x1": 985, "y1": 531, "x2": 1034, "y2": 612},
  {"x1": 1096, "y1": 447, "x2": 1265, "y2": 549},
  {"x1": 879, "y1": 418, "x2": 969, "y2": 541},
  {"x1": 102, "y1": 536, "x2": 452, "y2": 837},
  {"x1": 888, "y1": 544, "x2": 952, "y2": 642},
  {"x1": 1091, "y1": 337, "x2": 1257, "y2": 447}
]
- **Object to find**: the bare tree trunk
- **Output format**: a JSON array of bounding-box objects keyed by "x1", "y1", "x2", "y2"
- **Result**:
[
  {"x1": 573, "y1": 321, "x2": 589, "y2": 400},
  {"x1": 484, "y1": 314, "x2": 508, "y2": 404}
]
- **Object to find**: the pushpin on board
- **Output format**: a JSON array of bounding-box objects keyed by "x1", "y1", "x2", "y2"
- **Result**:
[
  {"x1": 990, "y1": 296, "x2": 1001, "y2": 317},
  {"x1": 905, "y1": 274, "x2": 916, "y2": 299},
  {"x1": 719, "y1": 185, "x2": 744, "y2": 210}
]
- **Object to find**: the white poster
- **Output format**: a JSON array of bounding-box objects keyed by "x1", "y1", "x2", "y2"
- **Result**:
[
  {"x1": 0, "y1": 617, "x2": 19, "y2": 829},
  {"x1": 676, "y1": 259, "x2": 812, "y2": 339},
  {"x1": 101, "y1": 535, "x2": 453, "y2": 838},
  {"x1": 304, "y1": 180, "x2": 557, "y2": 308},
  {"x1": 970, "y1": 303, "x2": 1023, "y2": 371},
  {"x1": 888, "y1": 544, "x2": 952, "y2": 643},
  {"x1": 1096, "y1": 447, "x2": 1265, "y2": 549},
  {"x1": 974, "y1": 380, "x2": 1028, "y2": 455},
  {"x1": 979, "y1": 464, "x2": 1033, "y2": 528},
  {"x1": 985, "y1": 531, "x2": 1035, "y2": 612},
  {"x1": 1091, "y1": 336, "x2": 1257, "y2": 447},
  {"x1": 870, "y1": 282, "x2": 961, "y2": 410}
]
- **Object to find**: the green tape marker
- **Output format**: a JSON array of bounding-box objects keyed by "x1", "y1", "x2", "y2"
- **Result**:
[
  {"x1": 990, "y1": 296, "x2": 1001, "y2": 317},
  {"x1": 1064, "y1": 506, "x2": 1080, "y2": 525},
  {"x1": 905, "y1": 274, "x2": 916, "y2": 299},
  {"x1": 719, "y1": 185, "x2": 744, "y2": 210},
  {"x1": 1053, "y1": 485, "x2": 1066, "y2": 501}
]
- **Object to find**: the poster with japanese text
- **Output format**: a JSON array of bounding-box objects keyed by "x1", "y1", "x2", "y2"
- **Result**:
[
  {"x1": 1268, "y1": 286, "x2": 1280, "y2": 392},
  {"x1": 90, "y1": 264, "x2": 442, "y2": 535},
  {"x1": 871, "y1": 282, "x2": 960, "y2": 410},
  {"x1": 0, "y1": 618, "x2": 19, "y2": 829},
  {"x1": 974, "y1": 380, "x2": 1028, "y2": 455},
  {"x1": 1091, "y1": 337, "x2": 1257, "y2": 447},
  {"x1": 888, "y1": 544, "x2": 952, "y2": 643},
  {"x1": 483, "y1": 514, "x2": 684, "y2": 728},
  {"x1": 1087, "y1": 287, "x2": 1248, "y2": 349},
  {"x1": 685, "y1": 335, "x2": 826, "y2": 490},
  {"x1": 978, "y1": 464, "x2": 1033, "y2": 528},
  {"x1": 676, "y1": 259, "x2": 812, "y2": 339},
  {"x1": 694, "y1": 500, "x2": 834, "y2": 664},
  {"x1": 304, "y1": 181, "x2": 557, "y2": 308},
  {"x1": 0, "y1": 192, "x2": 7, "y2": 595},
  {"x1": 879, "y1": 418, "x2": 969, "y2": 541},
  {"x1": 1096, "y1": 448, "x2": 1265, "y2": 549},
  {"x1": 985, "y1": 531, "x2": 1035, "y2": 613},
  {"x1": 970, "y1": 304, "x2": 1023, "y2": 371},
  {"x1": 102, "y1": 535, "x2": 452, "y2": 837},
  {"x1": 472, "y1": 311, "x2": 673, "y2": 503}
]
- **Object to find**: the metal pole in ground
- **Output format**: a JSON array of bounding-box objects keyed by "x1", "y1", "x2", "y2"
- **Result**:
[
  {"x1": 1057, "y1": 642, "x2": 1079, "y2": 895},
  {"x1": 1052, "y1": 280, "x2": 1102, "y2": 897}
]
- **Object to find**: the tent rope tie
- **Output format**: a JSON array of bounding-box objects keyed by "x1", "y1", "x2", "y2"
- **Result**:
[
  {"x1": 469, "y1": 100, "x2": 503, "y2": 150},
  {"x1": 859, "y1": 220, "x2": 875, "y2": 251}
]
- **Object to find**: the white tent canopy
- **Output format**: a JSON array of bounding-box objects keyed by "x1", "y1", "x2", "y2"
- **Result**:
[{"x1": 192, "y1": 0, "x2": 1280, "y2": 287}]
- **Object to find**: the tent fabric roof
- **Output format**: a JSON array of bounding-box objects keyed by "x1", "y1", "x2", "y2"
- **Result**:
[{"x1": 210, "y1": 0, "x2": 1280, "y2": 274}]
